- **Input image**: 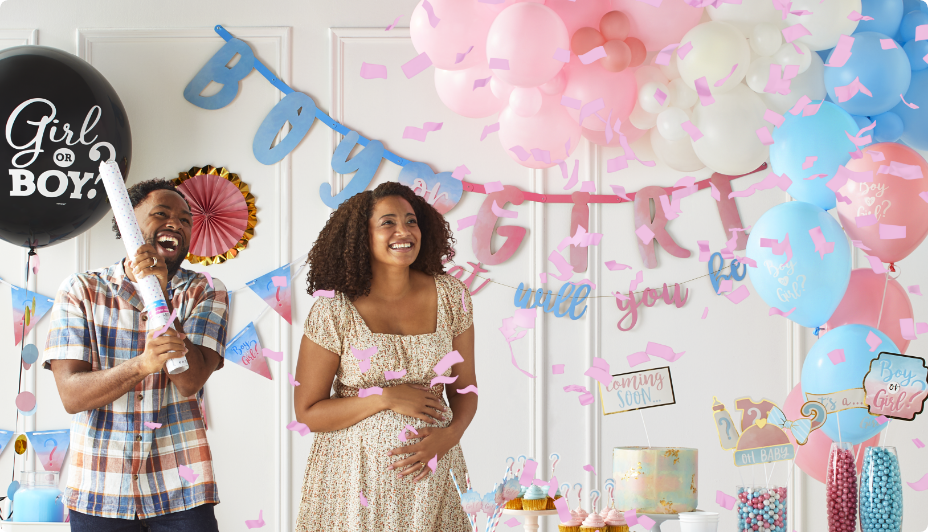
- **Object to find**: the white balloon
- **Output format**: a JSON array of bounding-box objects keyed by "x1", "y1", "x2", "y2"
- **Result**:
[
  {"x1": 668, "y1": 78, "x2": 698, "y2": 109},
  {"x1": 629, "y1": 102, "x2": 658, "y2": 130},
  {"x1": 745, "y1": 56, "x2": 774, "y2": 93},
  {"x1": 659, "y1": 54, "x2": 680, "y2": 80},
  {"x1": 772, "y1": 41, "x2": 812, "y2": 74},
  {"x1": 784, "y1": 0, "x2": 860, "y2": 51},
  {"x1": 639, "y1": 81, "x2": 671, "y2": 114},
  {"x1": 707, "y1": 0, "x2": 781, "y2": 36},
  {"x1": 509, "y1": 87, "x2": 543, "y2": 117},
  {"x1": 750, "y1": 23, "x2": 783, "y2": 57},
  {"x1": 490, "y1": 76, "x2": 514, "y2": 100},
  {"x1": 691, "y1": 84, "x2": 769, "y2": 175},
  {"x1": 677, "y1": 21, "x2": 752, "y2": 96},
  {"x1": 761, "y1": 49, "x2": 826, "y2": 114},
  {"x1": 656, "y1": 107, "x2": 691, "y2": 140},
  {"x1": 650, "y1": 127, "x2": 706, "y2": 172}
]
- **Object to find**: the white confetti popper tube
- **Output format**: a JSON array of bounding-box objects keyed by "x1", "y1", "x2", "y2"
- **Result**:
[{"x1": 99, "y1": 161, "x2": 188, "y2": 374}]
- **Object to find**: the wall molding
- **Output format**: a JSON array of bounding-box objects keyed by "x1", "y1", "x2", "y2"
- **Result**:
[{"x1": 76, "y1": 26, "x2": 293, "y2": 531}]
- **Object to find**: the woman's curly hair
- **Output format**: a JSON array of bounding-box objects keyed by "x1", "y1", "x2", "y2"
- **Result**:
[{"x1": 306, "y1": 182, "x2": 456, "y2": 300}]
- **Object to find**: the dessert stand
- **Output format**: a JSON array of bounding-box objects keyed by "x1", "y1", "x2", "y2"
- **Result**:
[{"x1": 500, "y1": 509, "x2": 557, "y2": 532}]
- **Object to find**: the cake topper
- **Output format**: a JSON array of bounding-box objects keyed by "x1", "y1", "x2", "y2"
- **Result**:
[{"x1": 863, "y1": 352, "x2": 928, "y2": 421}]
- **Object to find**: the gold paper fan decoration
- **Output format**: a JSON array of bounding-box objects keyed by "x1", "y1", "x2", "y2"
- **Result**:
[{"x1": 172, "y1": 165, "x2": 257, "y2": 266}]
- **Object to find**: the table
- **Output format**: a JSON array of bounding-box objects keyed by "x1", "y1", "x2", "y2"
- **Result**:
[{"x1": 500, "y1": 509, "x2": 558, "y2": 532}]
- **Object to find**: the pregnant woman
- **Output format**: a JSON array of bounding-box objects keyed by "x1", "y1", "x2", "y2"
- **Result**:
[{"x1": 294, "y1": 182, "x2": 477, "y2": 532}]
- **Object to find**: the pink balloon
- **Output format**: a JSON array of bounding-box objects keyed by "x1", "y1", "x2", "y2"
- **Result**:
[
  {"x1": 486, "y1": 2, "x2": 570, "y2": 87},
  {"x1": 410, "y1": 0, "x2": 493, "y2": 71},
  {"x1": 784, "y1": 383, "x2": 879, "y2": 484},
  {"x1": 434, "y1": 64, "x2": 507, "y2": 118},
  {"x1": 498, "y1": 93, "x2": 582, "y2": 169},
  {"x1": 582, "y1": 119, "x2": 646, "y2": 146},
  {"x1": 475, "y1": 0, "x2": 543, "y2": 16},
  {"x1": 837, "y1": 143, "x2": 928, "y2": 265},
  {"x1": 611, "y1": 0, "x2": 704, "y2": 51},
  {"x1": 546, "y1": 0, "x2": 613, "y2": 38},
  {"x1": 821, "y1": 268, "x2": 914, "y2": 353},
  {"x1": 562, "y1": 61, "x2": 637, "y2": 131},
  {"x1": 634, "y1": 64, "x2": 670, "y2": 88}
]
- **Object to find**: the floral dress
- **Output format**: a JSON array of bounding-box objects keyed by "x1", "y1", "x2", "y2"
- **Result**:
[{"x1": 295, "y1": 274, "x2": 473, "y2": 532}]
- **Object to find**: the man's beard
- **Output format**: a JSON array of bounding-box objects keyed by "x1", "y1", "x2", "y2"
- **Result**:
[{"x1": 144, "y1": 235, "x2": 189, "y2": 280}]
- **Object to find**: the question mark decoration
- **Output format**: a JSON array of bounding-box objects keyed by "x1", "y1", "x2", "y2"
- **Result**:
[{"x1": 712, "y1": 397, "x2": 739, "y2": 450}]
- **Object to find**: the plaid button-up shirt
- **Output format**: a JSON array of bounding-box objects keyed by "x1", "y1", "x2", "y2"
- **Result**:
[{"x1": 43, "y1": 261, "x2": 228, "y2": 519}]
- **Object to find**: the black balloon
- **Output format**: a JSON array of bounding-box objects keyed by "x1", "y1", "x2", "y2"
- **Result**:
[{"x1": 0, "y1": 45, "x2": 131, "y2": 248}]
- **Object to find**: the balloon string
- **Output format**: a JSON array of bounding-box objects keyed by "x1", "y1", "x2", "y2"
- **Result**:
[{"x1": 876, "y1": 270, "x2": 890, "y2": 330}]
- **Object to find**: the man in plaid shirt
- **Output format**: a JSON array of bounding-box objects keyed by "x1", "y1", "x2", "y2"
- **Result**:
[{"x1": 43, "y1": 179, "x2": 228, "y2": 531}]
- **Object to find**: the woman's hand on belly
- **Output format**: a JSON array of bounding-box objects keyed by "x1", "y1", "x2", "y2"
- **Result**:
[
  {"x1": 381, "y1": 383, "x2": 448, "y2": 425},
  {"x1": 386, "y1": 426, "x2": 461, "y2": 483}
]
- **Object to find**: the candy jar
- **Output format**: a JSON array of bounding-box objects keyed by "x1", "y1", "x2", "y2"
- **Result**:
[
  {"x1": 859, "y1": 446, "x2": 903, "y2": 532},
  {"x1": 736, "y1": 485, "x2": 787, "y2": 532},
  {"x1": 826, "y1": 442, "x2": 857, "y2": 532},
  {"x1": 11, "y1": 471, "x2": 64, "y2": 522}
]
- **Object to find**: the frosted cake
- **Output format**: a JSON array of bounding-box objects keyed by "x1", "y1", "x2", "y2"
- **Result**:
[{"x1": 613, "y1": 447, "x2": 698, "y2": 514}]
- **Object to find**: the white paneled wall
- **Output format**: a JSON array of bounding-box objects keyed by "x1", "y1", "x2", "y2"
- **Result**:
[{"x1": 0, "y1": 1, "x2": 925, "y2": 532}]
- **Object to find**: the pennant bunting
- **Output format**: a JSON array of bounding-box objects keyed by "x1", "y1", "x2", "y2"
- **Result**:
[
  {"x1": 25, "y1": 429, "x2": 70, "y2": 472},
  {"x1": 246, "y1": 264, "x2": 292, "y2": 324},
  {"x1": 223, "y1": 322, "x2": 273, "y2": 380},
  {"x1": 11, "y1": 285, "x2": 54, "y2": 346}
]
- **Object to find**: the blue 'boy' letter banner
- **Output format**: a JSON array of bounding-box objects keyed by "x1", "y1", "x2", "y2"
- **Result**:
[
  {"x1": 183, "y1": 38, "x2": 256, "y2": 110},
  {"x1": 321, "y1": 130, "x2": 385, "y2": 209},
  {"x1": 253, "y1": 91, "x2": 319, "y2": 165}
]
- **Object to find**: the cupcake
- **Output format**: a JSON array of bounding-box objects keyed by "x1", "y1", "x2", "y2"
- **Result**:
[
  {"x1": 546, "y1": 484, "x2": 563, "y2": 510},
  {"x1": 580, "y1": 511, "x2": 607, "y2": 532},
  {"x1": 558, "y1": 513, "x2": 583, "y2": 532},
  {"x1": 572, "y1": 506, "x2": 589, "y2": 523},
  {"x1": 605, "y1": 508, "x2": 629, "y2": 532},
  {"x1": 522, "y1": 484, "x2": 549, "y2": 511}
]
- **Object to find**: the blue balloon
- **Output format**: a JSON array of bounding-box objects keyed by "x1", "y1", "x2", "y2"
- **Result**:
[
  {"x1": 900, "y1": 10, "x2": 928, "y2": 42},
  {"x1": 816, "y1": 48, "x2": 832, "y2": 64},
  {"x1": 893, "y1": 68, "x2": 928, "y2": 149},
  {"x1": 801, "y1": 324, "x2": 897, "y2": 444},
  {"x1": 904, "y1": 39, "x2": 928, "y2": 70},
  {"x1": 825, "y1": 32, "x2": 912, "y2": 117},
  {"x1": 851, "y1": 114, "x2": 873, "y2": 130},
  {"x1": 872, "y1": 111, "x2": 905, "y2": 142},
  {"x1": 746, "y1": 201, "x2": 851, "y2": 328},
  {"x1": 770, "y1": 102, "x2": 858, "y2": 210},
  {"x1": 857, "y1": 0, "x2": 904, "y2": 37}
]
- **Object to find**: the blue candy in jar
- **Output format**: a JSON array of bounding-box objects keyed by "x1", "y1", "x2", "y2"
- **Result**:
[{"x1": 859, "y1": 446, "x2": 903, "y2": 532}]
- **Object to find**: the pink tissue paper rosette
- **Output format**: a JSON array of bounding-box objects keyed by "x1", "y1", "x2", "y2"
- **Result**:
[{"x1": 175, "y1": 168, "x2": 253, "y2": 263}]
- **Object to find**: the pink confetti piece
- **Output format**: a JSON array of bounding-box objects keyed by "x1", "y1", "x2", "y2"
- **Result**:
[
  {"x1": 717, "y1": 279, "x2": 733, "y2": 294},
  {"x1": 286, "y1": 420, "x2": 311, "y2": 436},
  {"x1": 805, "y1": 173, "x2": 828, "y2": 180},
  {"x1": 901, "y1": 318, "x2": 917, "y2": 341},
  {"x1": 809, "y1": 226, "x2": 835, "y2": 259},
  {"x1": 915, "y1": 438, "x2": 925, "y2": 449},
  {"x1": 917, "y1": 24, "x2": 928, "y2": 41},
  {"x1": 582, "y1": 464, "x2": 596, "y2": 475},
  {"x1": 760, "y1": 234, "x2": 792, "y2": 264},
  {"x1": 826, "y1": 35, "x2": 855, "y2": 67},
  {"x1": 288, "y1": 373, "x2": 300, "y2": 386},
  {"x1": 852, "y1": 239, "x2": 871, "y2": 251},
  {"x1": 922, "y1": 191, "x2": 928, "y2": 203},
  {"x1": 480, "y1": 122, "x2": 500, "y2": 141},
  {"x1": 151, "y1": 308, "x2": 179, "y2": 339},
  {"x1": 881, "y1": 39, "x2": 897, "y2": 49},
  {"x1": 848, "y1": 10, "x2": 874, "y2": 20},
  {"x1": 835, "y1": 77, "x2": 872, "y2": 103},
  {"x1": 909, "y1": 285, "x2": 922, "y2": 296},
  {"x1": 245, "y1": 510, "x2": 266, "y2": 529},
  {"x1": 726, "y1": 285, "x2": 750, "y2": 304},
  {"x1": 756, "y1": 126, "x2": 775, "y2": 146},
  {"x1": 359, "y1": 387, "x2": 384, "y2": 398},
  {"x1": 880, "y1": 224, "x2": 906, "y2": 240},
  {"x1": 654, "y1": 89, "x2": 668, "y2": 107},
  {"x1": 625, "y1": 510, "x2": 639, "y2": 527},
  {"x1": 611, "y1": 185, "x2": 631, "y2": 201},
  {"x1": 403, "y1": 121, "x2": 443, "y2": 142},
  {"x1": 462, "y1": 291, "x2": 467, "y2": 313},
  {"x1": 457, "y1": 385, "x2": 479, "y2": 395},
  {"x1": 789, "y1": 95, "x2": 812, "y2": 115},
  {"x1": 646, "y1": 342, "x2": 685, "y2": 362},
  {"x1": 202, "y1": 272, "x2": 213, "y2": 288},
  {"x1": 802, "y1": 156, "x2": 817, "y2": 169},
  {"x1": 919, "y1": 322, "x2": 928, "y2": 335},
  {"x1": 434, "y1": 350, "x2": 464, "y2": 374},
  {"x1": 902, "y1": 94, "x2": 920, "y2": 109},
  {"x1": 360, "y1": 62, "x2": 387, "y2": 79},
  {"x1": 421, "y1": 0, "x2": 440, "y2": 27},
  {"x1": 782, "y1": 23, "x2": 811, "y2": 43},
  {"x1": 701, "y1": 307, "x2": 709, "y2": 319},
  {"x1": 384, "y1": 369, "x2": 407, "y2": 380},
  {"x1": 451, "y1": 165, "x2": 470, "y2": 181},
  {"x1": 401, "y1": 52, "x2": 432, "y2": 78},
  {"x1": 694, "y1": 77, "x2": 715, "y2": 106},
  {"x1": 427, "y1": 454, "x2": 438, "y2": 472},
  {"x1": 504, "y1": 517, "x2": 520, "y2": 527},
  {"x1": 554, "y1": 497, "x2": 572, "y2": 522},
  {"x1": 430, "y1": 374, "x2": 459, "y2": 388},
  {"x1": 552, "y1": 364, "x2": 565, "y2": 374},
  {"x1": 520, "y1": 459, "x2": 539, "y2": 486},
  {"x1": 639, "y1": 516, "x2": 657, "y2": 530},
  {"x1": 878, "y1": 160, "x2": 924, "y2": 180},
  {"x1": 178, "y1": 464, "x2": 199, "y2": 484},
  {"x1": 352, "y1": 345, "x2": 377, "y2": 362},
  {"x1": 681, "y1": 120, "x2": 703, "y2": 141},
  {"x1": 514, "y1": 307, "x2": 537, "y2": 329},
  {"x1": 312, "y1": 289, "x2": 335, "y2": 298},
  {"x1": 271, "y1": 275, "x2": 288, "y2": 287},
  {"x1": 866, "y1": 255, "x2": 887, "y2": 274},
  {"x1": 628, "y1": 351, "x2": 650, "y2": 367},
  {"x1": 828, "y1": 348, "x2": 846, "y2": 365},
  {"x1": 630, "y1": 270, "x2": 644, "y2": 292},
  {"x1": 714, "y1": 63, "x2": 739, "y2": 87},
  {"x1": 579, "y1": 98, "x2": 605, "y2": 126},
  {"x1": 765, "y1": 109, "x2": 785, "y2": 128},
  {"x1": 801, "y1": 99, "x2": 822, "y2": 116},
  {"x1": 737, "y1": 255, "x2": 757, "y2": 268},
  {"x1": 491, "y1": 200, "x2": 518, "y2": 219},
  {"x1": 708, "y1": 182, "x2": 720, "y2": 201},
  {"x1": 655, "y1": 43, "x2": 679, "y2": 65},
  {"x1": 456, "y1": 215, "x2": 477, "y2": 231},
  {"x1": 359, "y1": 491, "x2": 369, "y2": 507},
  {"x1": 605, "y1": 260, "x2": 631, "y2": 271},
  {"x1": 385, "y1": 16, "x2": 401, "y2": 31},
  {"x1": 488, "y1": 58, "x2": 510, "y2": 70},
  {"x1": 560, "y1": 95, "x2": 582, "y2": 109},
  {"x1": 717, "y1": 490, "x2": 736, "y2": 510},
  {"x1": 636, "y1": 225, "x2": 655, "y2": 244},
  {"x1": 579, "y1": 46, "x2": 607, "y2": 64},
  {"x1": 866, "y1": 330, "x2": 882, "y2": 352},
  {"x1": 473, "y1": 76, "x2": 492, "y2": 90},
  {"x1": 454, "y1": 45, "x2": 474, "y2": 64},
  {"x1": 870, "y1": 150, "x2": 885, "y2": 162},
  {"x1": 484, "y1": 181, "x2": 504, "y2": 193},
  {"x1": 769, "y1": 307, "x2": 796, "y2": 318},
  {"x1": 553, "y1": 47, "x2": 570, "y2": 63},
  {"x1": 875, "y1": 415, "x2": 888, "y2": 425},
  {"x1": 677, "y1": 41, "x2": 693, "y2": 59},
  {"x1": 509, "y1": 145, "x2": 530, "y2": 161},
  {"x1": 144, "y1": 422, "x2": 162, "y2": 429}
]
